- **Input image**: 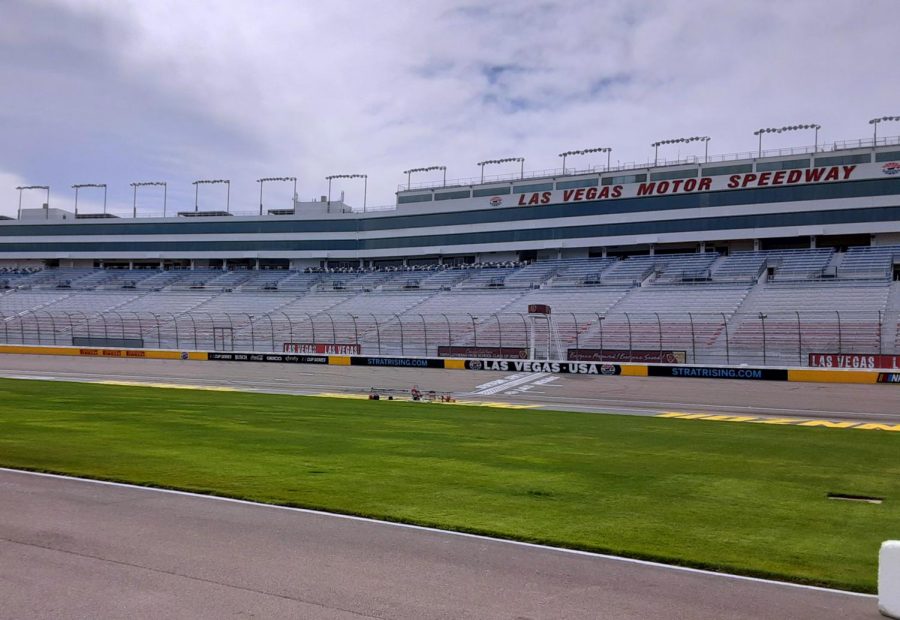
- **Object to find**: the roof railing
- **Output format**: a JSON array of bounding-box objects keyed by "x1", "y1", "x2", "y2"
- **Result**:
[{"x1": 397, "y1": 134, "x2": 900, "y2": 192}]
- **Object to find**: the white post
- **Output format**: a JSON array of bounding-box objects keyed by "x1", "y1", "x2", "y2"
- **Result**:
[{"x1": 881, "y1": 541, "x2": 900, "y2": 619}]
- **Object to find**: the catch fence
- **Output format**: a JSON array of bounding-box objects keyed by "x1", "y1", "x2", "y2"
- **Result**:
[{"x1": 0, "y1": 310, "x2": 894, "y2": 367}]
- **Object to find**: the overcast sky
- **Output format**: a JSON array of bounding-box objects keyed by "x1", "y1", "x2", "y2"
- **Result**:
[{"x1": 1, "y1": 0, "x2": 897, "y2": 217}]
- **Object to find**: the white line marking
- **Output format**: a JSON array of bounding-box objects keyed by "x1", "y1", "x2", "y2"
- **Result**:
[
  {"x1": 0, "y1": 467, "x2": 874, "y2": 599},
  {"x1": 473, "y1": 372, "x2": 548, "y2": 396},
  {"x1": 533, "y1": 376, "x2": 560, "y2": 386}
]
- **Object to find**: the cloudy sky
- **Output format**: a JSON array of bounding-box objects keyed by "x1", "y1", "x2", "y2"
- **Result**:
[{"x1": 1, "y1": 0, "x2": 897, "y2": 217}]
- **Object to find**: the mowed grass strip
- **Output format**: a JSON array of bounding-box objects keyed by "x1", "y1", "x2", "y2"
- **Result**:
[{"x1": 0, "y1": 378, "x2": 897, "y2": 592}]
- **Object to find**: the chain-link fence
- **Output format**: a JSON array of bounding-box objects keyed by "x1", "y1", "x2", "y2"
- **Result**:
[{"x1": 0, "y1": 310, "x2": 894, "y2": 367}]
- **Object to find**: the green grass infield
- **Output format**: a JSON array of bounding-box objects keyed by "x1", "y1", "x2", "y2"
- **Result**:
[{"x1": 0, "y1": 377, "x2": 897, "y2": 592}]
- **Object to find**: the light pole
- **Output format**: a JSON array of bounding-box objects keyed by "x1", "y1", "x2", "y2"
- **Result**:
[
  {"x1": 15, "y1": 185, "x2": 50, "y2": 218},
  {"x1": 257, "y1": 176, "x2": 297, "y2": 215},
  {"x1": 130, "y1": 181, "x2": 167, "y2": 218},
  {"x1": 651, "y1": 136, "x2": 710, "y2": 166},
  {"x1": 403, "y1": 166, "x2": 446, "y2": 190},
  {"x1": 558, "y1": 147, "x2": 612, "y2": 174},
  {"x1": 71, "y1": 183, "x2": 107, "y2": 215},
  {"x1": 325, "y1": 174, "x2": 367, "y2": 211},
  {"x1": 192, "y1": 179, "x2": 230, "y2": 213},
  {"x1": 753, "y1": 124, "x2": 820, "y2": 157},
  {"x1": 869, "y1": 116, "x2": 900, "y2": 145},
  {"x1": 476, "y1": 157, "x2": 524, "y2": 183}
]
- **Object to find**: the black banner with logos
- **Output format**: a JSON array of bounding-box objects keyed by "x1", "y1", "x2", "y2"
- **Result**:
[
  {"x1": 647, "y1": 365, "x2": 787, "y2": 381},
  {"x1": 349, "y1": 356, "x2": 446, "y2": 369},
  {"x1": 464, "y1": 359, "x2": 621, "y2": 375},
  {"x1": 877, "y1": 372, "x2": 900, "y2": 384},
  {"x1": 207, "y1": 352, "x2": 329, "y2": 365}
]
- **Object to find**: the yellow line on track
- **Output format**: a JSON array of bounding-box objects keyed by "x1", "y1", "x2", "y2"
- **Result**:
[{"x1": 658, "y1": 411, "x2": 900, "y2": 431}]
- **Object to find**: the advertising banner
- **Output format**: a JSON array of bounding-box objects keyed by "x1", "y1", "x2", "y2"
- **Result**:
[
  {"x1": 648, "y1": 365, "x2": 787, "y2": 381},
  {"x1": 208, "y1": 352, "x2": 329, "y2": 364},
  {"x1": 808, "y1": 353, "x2": 900, "y2": 370},
  {"x1": 567, "y1": 349, "x2": 686, "y2": 363},
  {"x1": 349, "y1": 356, "x2": 446, "y2": 369},
  {"x1": 438, "y1": 345, "x2": 528, "y2": 359},
  {"x1": 464, "y1": 359, "x2": 621, "y2": 375},
  {"x1": 283, "y1": 343, "x2": 361, "y2": 355}
]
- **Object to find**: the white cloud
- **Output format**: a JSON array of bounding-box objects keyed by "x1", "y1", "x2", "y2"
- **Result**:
[{"x1": 1, "y1": 0, "x2": 898, "y2": 216}]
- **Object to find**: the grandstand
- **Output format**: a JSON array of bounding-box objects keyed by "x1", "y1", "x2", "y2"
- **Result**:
[{"x1": 2, "y1": 132, "x2": 900, "y2": 365}]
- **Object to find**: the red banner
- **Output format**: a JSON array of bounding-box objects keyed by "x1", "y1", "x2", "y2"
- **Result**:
[
  {"x1": 808, "y1": 353, "x2": 900, "y2": 370},
  {"x1": 283, "y1": 343, "x2": 361, "y2": 355},
  {"x1": 567, "y1": 349, "x2": 686, "y2": 364}
]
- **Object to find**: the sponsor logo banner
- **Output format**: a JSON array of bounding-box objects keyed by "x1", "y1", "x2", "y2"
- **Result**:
[
  {"x1": 648, "y1": 365, "x2": 787, "y2": 381},
  {"x1": 877, "y1": 373, "x2": 900, "y2": 384},
  {"x1": 78, "y1": 348, "x2": 148, "y2": 358},
  {"x1": 808, "y1": 353, "x2": 900, "y2": 370},
  {"x1": 567, "y1": 349, "x2": 686, "y2": 364},
  {"x1": 465, "y1": 359, "x2": 621, "y2": 375},
  {"x1": 283, "y1": 342, "x2": 361, "y2": 355},
  {"x1": 438, "y1": 345, "x2": 528, "y2": 359},
  {"x1": 208, "y1": 352, "x2": 328, "y2": 364},
  {"x1": 883, "y1": 162, "x2": 900, "y2": 176},
  {"x1": 349, "y1": 356, "x2": 445, "y2": 368}
]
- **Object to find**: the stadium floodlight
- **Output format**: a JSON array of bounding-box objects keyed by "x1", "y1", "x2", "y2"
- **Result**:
[
  {"x1": 15, "y1": 185, "x2": 50, "y2": 218},
  {"x1": 71, "y1": 183, "x2": 107, "y2": 215},
  {"x1": 476, "y1": 157, "x2": 525, "y2": 183},
  {"x1": 257, "y1": 177, "x2": 298, "y2": 215},
  {"x1": 403, "y1": 166, "x2": 446, "y2": 189},
  {"x1": 558, "y1": 147, "x2": 612, "y2": 174},
  {"x1": 753, "y1": 124, "x2": 820, "y2": 157},
  {"x1": 192, "y1": 179, "x2": 230, "y2": 213},
  {"x1": 130, "y1": 181, "x2": 167, "y2": 218},
  {"x1": 325, "y1": 174, "x2": 368, "y2": 211},
  {"x1": 869, "y1": 116, "x2": 900, "y2": 144},
  {"x1": 650, "y1": 136, "x2": 710, "y2": 166}
]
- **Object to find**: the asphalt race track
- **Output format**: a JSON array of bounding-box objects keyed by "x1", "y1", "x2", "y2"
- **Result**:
[
  {"x1": 0, "y1": 469, "x2": 879, "y2": 619},
  {"x1": 0, "y1": 353, "x2": 898, "y2": 423},
  {"x1": 0, "y1": 353, "x2": 894, "y2": 618}
]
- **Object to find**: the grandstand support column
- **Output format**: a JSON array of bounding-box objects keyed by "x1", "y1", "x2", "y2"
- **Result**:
[
  {"x1": 654, "y1": 312, "x2": 663, "y2": 362},
  {"x1": 440, "y1": 314, "x2": 451, "y2": 349},
  {"x1": 688, "y1": 313, "x2": 697, "y2": 363},
  {"x1": 571, "y1": 313, "x2": 580, "y2": 351},
  {"x1": 528, "y1": 316, "x2": 535, "y2": 360},
  {"x1": 810, "y1": 236, "x2": 817, "y2": 249},
  {"x1": 624, "y1": 313, "x2": 633, "y2": 362},
  {"x1": 418, "y1": 314, "x2": 427, "y2": 356},
  {"x1": 721, "y1": 312, "x2": 730, "y2": 365},
  {"x1": 598, "y1": 315, "x2": 605, "y2": 361},
  {"x1": 394, "y1": 313, "x2": 404, "y2": 356},
  {"x1": 753, "y1": 239, "x2": 760, "y2": 251},
  {"x1": 836, "y1": 311, "x2": 843, "y2": 354},
  {"x1": 759, "y1": 313, "x2": 768, "y2": 365}
]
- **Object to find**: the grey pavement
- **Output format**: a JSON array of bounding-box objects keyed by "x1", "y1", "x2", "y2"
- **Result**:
[{"x1": 0, "y1": 470, "x2": 879, "y2": 620}]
